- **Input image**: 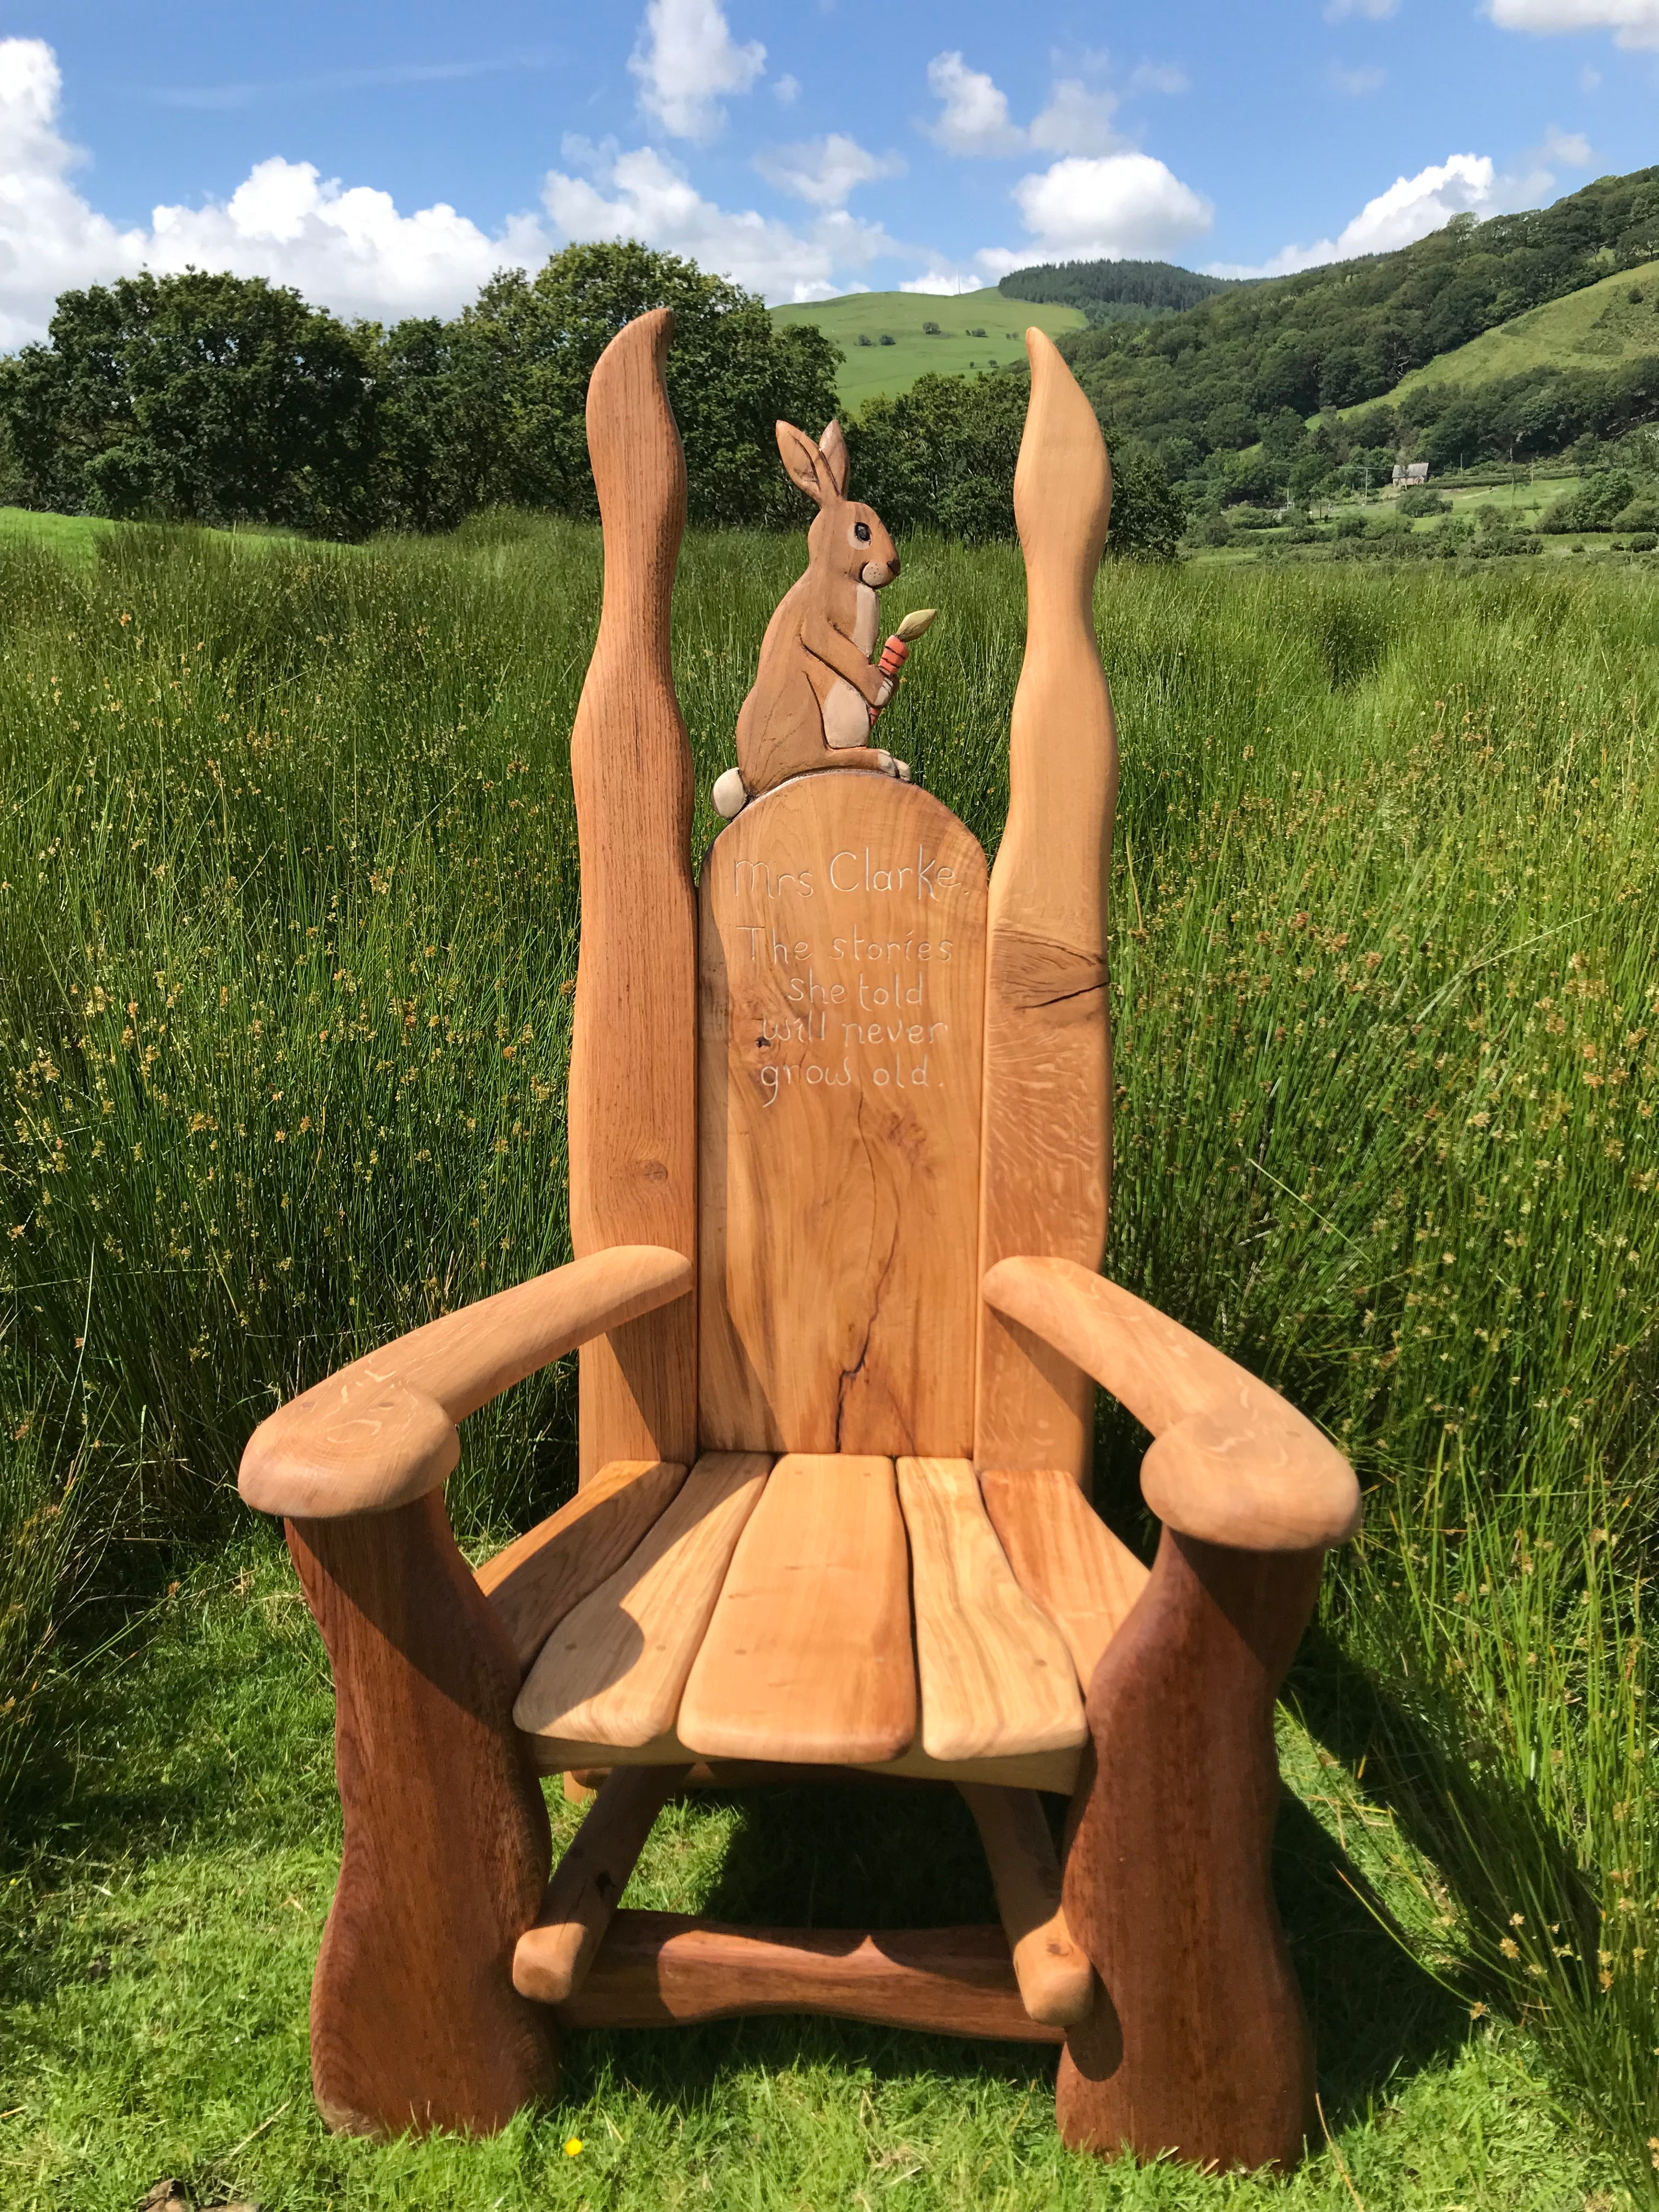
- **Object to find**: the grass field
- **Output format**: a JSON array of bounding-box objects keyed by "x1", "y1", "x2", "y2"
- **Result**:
[
  {"x1": 2, "y1": 517, "x2": 1656, "y2": 2208},
  {"x1": 771, "y1": 290, "x2": 1086, "y2": 413}
]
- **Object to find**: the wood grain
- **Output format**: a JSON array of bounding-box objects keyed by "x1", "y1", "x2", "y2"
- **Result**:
[
  {"x1": 982, "y1": 1259, "x2": 1362, "y2": 1552},
  {"x1": 512, "y1": 1453, "x2": 770, "y2": 1748},
  {"x1": 734, "y1": 419, "x2": 910, "y2": 796},
  {"x1": 1058, "y1": 1530, "x2": 1322, "y2": 2171},
  {"x1": 512, "y1": 1764, "x2": 689, "y2": 2006},
  {"x1": 555, "y1": 1910, "x2": 1062, "y2": 2043},
  {"x1": 974, "y1": 327, "x2": 1117, "y2": 1484},
  {"x1": 477, "y1": 1459, "x2": 687, "y2": 1676},
  {"x1": 287, "y1": 1496, "x2": 557, "y2": 2137},
  {"x1": 958, "y1": 1784, "x2": 1093, "y2": 2028},
  {"x1": 859, "y1": 1741, "x2": 1081, "y2": 1793},
  {"x1": 977, "y1": 1466, "x2": 1148, "y2": 1689},
  {"x1": 240, "y1": 1246, "x2": 692, "y2": 1520},
  {"x1": 895, "y1": 1457, "x2": 1084, "y2": 1764},
  {"x1": 678, "y1": 1454, "x2": 916, "y2": 1764},
  {"x1": 526, "y1": 1733, "x2": 1081, "y2": 1795},
  {"x1": 568, "y1": 306, "x2": 698, "y2": 1482},
  {"x1": 699, "y1": 774, "x2": 986, "y2": 1454}
]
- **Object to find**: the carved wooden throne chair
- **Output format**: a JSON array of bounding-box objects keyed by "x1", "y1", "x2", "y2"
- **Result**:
[{"x1": 240, "y1": 311, "x2": 1361, "y2": 2172}]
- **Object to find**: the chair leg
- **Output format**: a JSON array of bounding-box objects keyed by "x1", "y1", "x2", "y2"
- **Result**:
[
  {"x1": 288, "y1": 1494, "x2": 558, "y2": 2137},
  {"x1": 1057, "y1": 1528, "x2": 1321, "y2": 2173}
]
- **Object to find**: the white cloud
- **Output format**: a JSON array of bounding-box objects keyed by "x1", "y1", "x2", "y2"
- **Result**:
[
  {"x1": 0, "y1": 37, "x2": 551, "y2": 343},
  {"x1": 1488, "y1": 0, "x2": 1659, "y2": 41},
  {"x1": 753, "y1": 133, "x2": 904, "y2": 208},
  {"x1": 898, "y1": 268, "x2": 987, "y2": 295},
  {"x1": 1324, "y1": 0, "x2": 1398, "y2": 17},
  {"x1": 1213, "y1": 153, "x2": 1499, "y2": 277},
  {"x1": 1330, "y1": 61, "x2": 1388, "y2": 93},
  {"x1": 1129, "y1": 61, "x2": 1190, "y2": 93},
  {"x1": 998, "y1": 152, "x2": 1214, "y2": 262},
  {"x1": 1582, "y1": 60, "x2": 1604, "y2": 82},
  {"x1": 923, "y1": 51, "x2": 1025, "y2": 156},
  {"x1": 1541, "y1": 124, "x2": 1593, "y2": 162},
  {"x1": 1028, "y1": 79, "x2": 1122, "y2": 156},
  {"x1": 772, "y1": 72, "x2": 800, "y2": 105},
  {"x1": 542, "y1": 143, "x2": 894, "y2": 302},
  {"x1": 628, "y1": 0, "x2": 765, "y2": 143}
]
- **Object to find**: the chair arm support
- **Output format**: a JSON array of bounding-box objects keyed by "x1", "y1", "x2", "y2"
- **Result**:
[
  {"x1": 981, "y1": 1256, "x2": 1360, "y2": 1554},
  {"x1": 240, "y1": 1245, "x2": 693, "y2": 1520}
]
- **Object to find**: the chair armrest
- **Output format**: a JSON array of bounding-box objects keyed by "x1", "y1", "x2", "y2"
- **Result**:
[
  {"x1": 981, "y1": 1256, "x2": 1361, "y2": 1553},
  {"x1": 240, "y1": 1245, "x2": 693, "y2": 1520}
]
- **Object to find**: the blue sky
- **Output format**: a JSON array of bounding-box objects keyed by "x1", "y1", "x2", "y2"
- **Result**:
[{"x1": 0, "y1": 0, "x2": 1654, "y2": 344}]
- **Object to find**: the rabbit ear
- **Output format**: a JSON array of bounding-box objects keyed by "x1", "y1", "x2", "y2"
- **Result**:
[
  {"x1": 776, "y1": 420, "x2": 836, "y2": 505},
  {"x1": 819, "y1": 419, "x2": 849, "y2": 496}
]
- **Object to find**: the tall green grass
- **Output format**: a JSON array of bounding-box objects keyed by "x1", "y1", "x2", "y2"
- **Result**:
[{"x1": 1, "y1": 521, "x2": 1654, "y2": 2192}]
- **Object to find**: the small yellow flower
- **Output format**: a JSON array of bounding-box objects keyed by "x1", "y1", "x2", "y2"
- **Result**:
[
  {"x1": 563, "y1": 2137, "x2": 584, "y2": 2158},
  {"x1": 1499, "y1": 1937, "x2": 1520, "y2": 1959}
]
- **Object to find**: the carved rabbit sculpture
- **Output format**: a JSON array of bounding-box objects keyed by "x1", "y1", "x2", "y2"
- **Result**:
[{"x1": 713, "y1": 419, "x2": 913, "y2": 817}]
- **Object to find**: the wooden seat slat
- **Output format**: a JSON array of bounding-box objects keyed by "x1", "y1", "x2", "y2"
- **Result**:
[
  {"x1": 512, "y1": 1453, "x2": 770, "y2": 1749},
  {"x1": 477, "y1": 1458, "x2": 688, "y2": 1677},
  {"x1": 677, "y1": 1454, "x2": 916, "y2": 1764},
  {"x1": 896, "y1": 1457, "x2": 1085, "y2": 1765},
  {"x1": 977, "y1": 1467, "x2": 1150, "y2": 1692}
]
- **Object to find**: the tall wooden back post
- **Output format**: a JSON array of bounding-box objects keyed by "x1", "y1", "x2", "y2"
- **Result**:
[{"x1": 568, "y1": 309, "x2": 698, "y2": 1481}]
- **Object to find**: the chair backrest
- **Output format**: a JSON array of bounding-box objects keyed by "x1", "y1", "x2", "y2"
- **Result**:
[
  {"x1": 698, "y1": 771, "x2": 986, "y2": 1455},
  {"x1": 566, "y1": 309, "x2": 1116, "y2": 1488}
]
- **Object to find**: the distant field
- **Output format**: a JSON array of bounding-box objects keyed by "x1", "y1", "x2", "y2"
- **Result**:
[
  {"x1": 0, "y1": 507, "x2": 317, "y2": 563},
  {"x1": 770, "y1": 290, "x2": 1085, "y2": 414},
  {"x1": 1355, "y1": 264, "x2": 1659, "y2": 413}
]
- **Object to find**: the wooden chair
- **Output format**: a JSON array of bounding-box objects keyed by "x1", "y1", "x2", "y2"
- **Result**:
[{"x1": 239, "y1": 310, "x2": 1361, "y2": 2172}]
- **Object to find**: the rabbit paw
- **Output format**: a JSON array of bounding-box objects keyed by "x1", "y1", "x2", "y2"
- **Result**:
[
  {"x1": 894, "y1": 758, "x2": 913, "y2": 783},
  {"x1": 874, "y1": 678, "x2": 895, "y2": 709},
  {"x1": 711, "y1": 766, "x2": 749, "y2": 819}
]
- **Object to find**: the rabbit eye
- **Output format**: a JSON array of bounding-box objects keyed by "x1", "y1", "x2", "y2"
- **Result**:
[{"x1": 853, "y1": 521, "x2": 871, "y2": 543}]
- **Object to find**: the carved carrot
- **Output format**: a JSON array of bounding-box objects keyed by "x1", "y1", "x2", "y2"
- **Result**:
[{"x1": 869, "y1": 606, "x2": 938, "y2": 725}]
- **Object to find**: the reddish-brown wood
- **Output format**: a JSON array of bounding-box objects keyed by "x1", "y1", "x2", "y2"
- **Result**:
[
  {"x1": 555, "y1": 1910, "x2": 1063, "y2": 2042},
  {"x1": 1057, "y1": 1529, "x2": 1322, "y2": 2172},
  {"x1": 514, "y1": 1764, "x2": 689, "y2": 2005},
  {"x1": 568, "y1": 307, "x2": 698, "y2": 1482},
  {"x1": 287, "y1": 1496, "x2": 557, "y2": 2137}
]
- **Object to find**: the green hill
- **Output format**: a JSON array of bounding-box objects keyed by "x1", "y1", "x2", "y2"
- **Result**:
[
  {"x1": 1369, "y1": 262, "x2": 1659, "y2": 409},
  {"x1": 769, "y1": 290, "x2": 1084, "y2": 415},
  {"x1": 998, "y1": 256, "x2": 1238, "y2": 325},
  {"x1": 1053, "y1": 166, "x2": 1659, "y2": 472}
]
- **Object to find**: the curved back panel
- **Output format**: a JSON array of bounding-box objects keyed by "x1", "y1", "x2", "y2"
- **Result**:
[{"x1": 698, "y1": 774, "x2": 987, "y2": 1455}]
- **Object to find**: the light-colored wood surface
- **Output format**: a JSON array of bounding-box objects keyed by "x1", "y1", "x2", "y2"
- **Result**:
[
  {"x1": 699, "y1": 775, "x2": 987, "y2": 1454},
  {"x1": 524, "y1": 1731, "x2": 1081, "y2": 1795},
  {"x1": 512, "y1": 1764, "x2": 689, "y2": 2006},
  {"x1": 513, "y1": 1453, "x2": 771, "y2": 1747},
  {"x1": 978, "y1": 1465, "x2": 1149, "y2": 1690},
  {"x1": 974, "y1": 327, "x2": 1117, "y2": 1483},
  {"x1": 982, "y1": 1259, "x2": 1362, "y2": 1553},
  {"x1": 958, "y1": 1784, "x2": 1093, "y2": 2028},
  {"x1": 240, "y1": 1246, "x2": 693, "y2": 1520},
  {"x1": 895, "y1": 1457, "x2": 1084, "y2": 1764},
  {"x1": 567, "y1": 307, "x2": 698, "y2": 1482},
  {"x1": 733, "y1": 419, "x2": 910, "y2": 797},
  {"x1": 678, "y1": 1455, "x2": 916, "y2": 1764},
  {"x1": 477, "y1": 1460, "x2": 687, "y2": 1676},
  {"x1": 554, "y1": 1910, "x2": 1063, "y2": 2044}
]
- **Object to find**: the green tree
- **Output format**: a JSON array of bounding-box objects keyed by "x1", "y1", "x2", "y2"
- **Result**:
[
  {"x1": 0, "y1": 270, "x2": 379, "y2": 537},
  {"x1": 447, "y1": 242, "x2": 841, "y2": 528},
  {"x1": 847, "y1": 371, "x2": 1027, "y2": 543},
  {"x1": 1107, "y1": 445, "x2": 1184, "y2": 561}
]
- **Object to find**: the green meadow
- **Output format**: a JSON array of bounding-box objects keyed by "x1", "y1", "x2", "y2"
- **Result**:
[
  {"x1": 770, "y1": 290, "x2": 1085, "y2": 411},
  {"x1": 1, "y1": 517, "x2": 1655, "y2": 2209}
]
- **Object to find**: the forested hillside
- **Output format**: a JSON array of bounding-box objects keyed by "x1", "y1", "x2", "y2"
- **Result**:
[
  {"x1": 1062, "y1": 166, "x2": 1659, "y2": 479},
  {"x1": 998, "y1": 257, "x2": 1236, "y2": 325}
]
